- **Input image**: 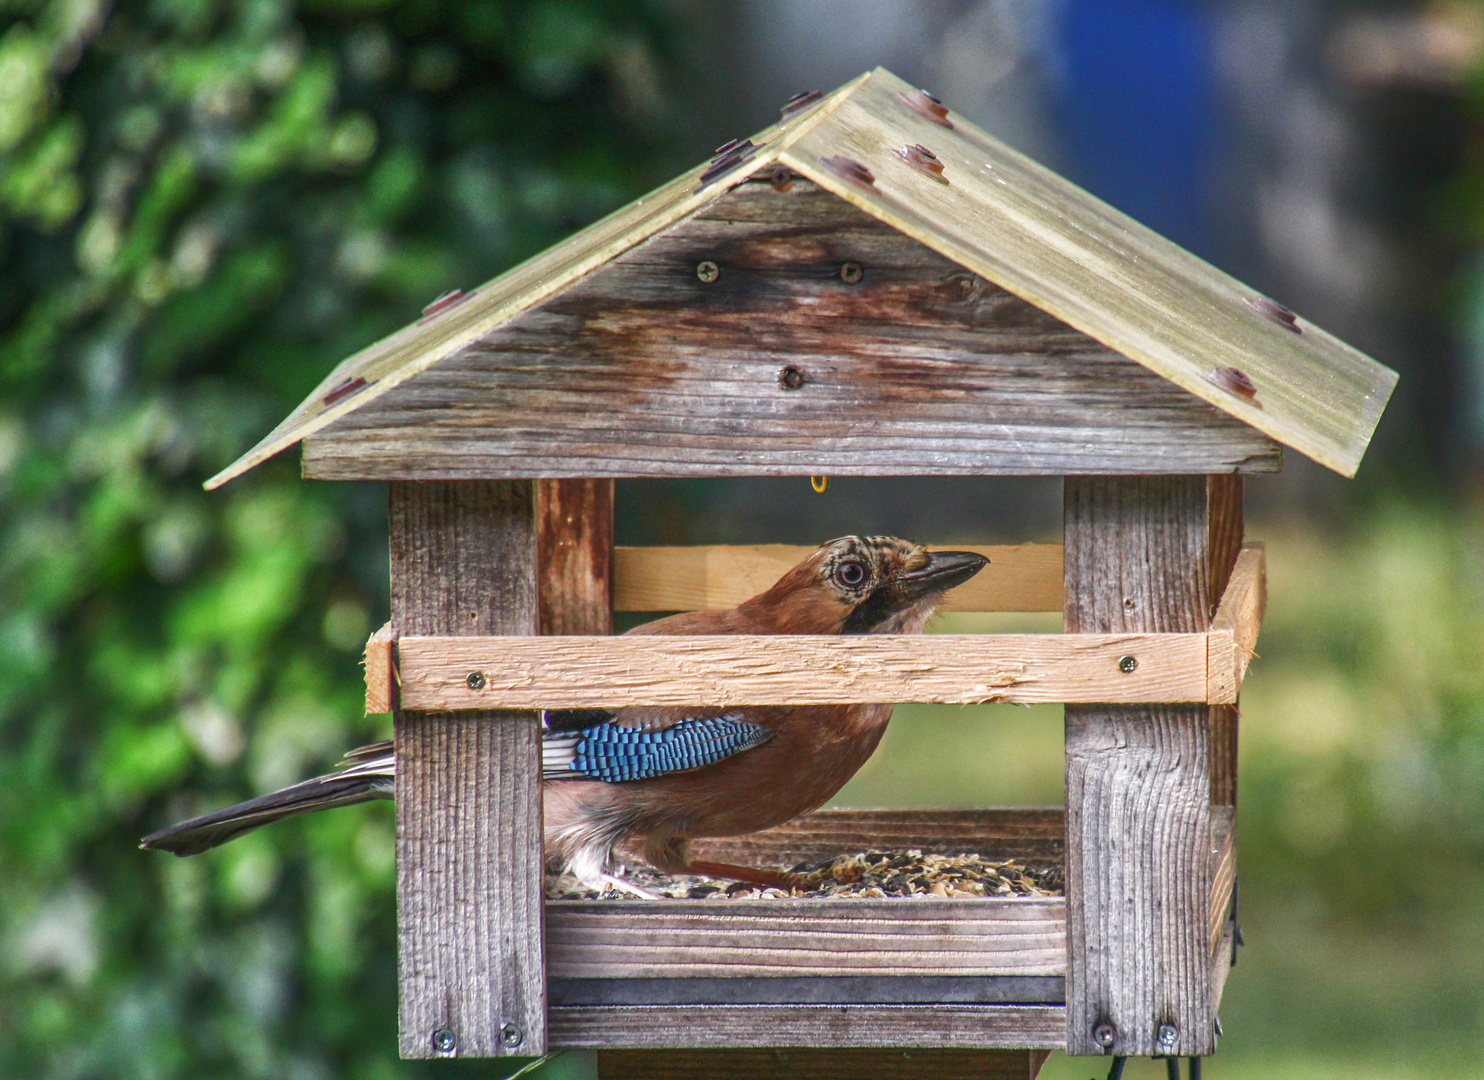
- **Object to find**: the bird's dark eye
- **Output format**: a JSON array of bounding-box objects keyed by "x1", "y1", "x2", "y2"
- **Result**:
[{"x1": 834, "y1": 560, "x2": 867, "y2": 588}]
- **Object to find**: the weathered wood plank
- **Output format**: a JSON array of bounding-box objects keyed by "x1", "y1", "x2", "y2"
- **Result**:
[
  {"x1": 783, "y1": 69, "x2": 1394, "y2": 477},
  {"x1": 690, "y1": 808, "x2": 1065, "y2": 867},
  {"x1": 546, "y1": 898, "x2": 1065, "y2": 979},
  {"x1": 614, "y1": 543, "x2": 1063, "y2": 612},
  {"x1": 537, "y1": 479, "x2": 614, "y2": 635},
  {"x1": 596, "y1": 1047, "x2": 1048, "y2": 1080},
  {"x1": 1209, "y1": 807, "x2": 1236, "y2": 958},
  {"x1": 549, "y1": 1003, "x2": 1068, "y2": 1049},
  {"x1": 392, "y1": 631, "x2": 1209, "y2": 709},
  {"x1": 1206, "y1": 544, "x2": 1267, "y2": 704},
  {"x1": 1063, "y1": 476, "x2": 1239, "y2": 1057},
  {"x1": 391, "y1": 481, "x2": 545, "y2": 1059},
  {"x1": 304, "y1": 182, "x2": 1281, "y2": 479},
  {"x1": 1209, "y1": 916, "x2": 1236, "y2": 1018},
  {"x1": 363, "y1": 621, "x2": 396, "y2": 715}
]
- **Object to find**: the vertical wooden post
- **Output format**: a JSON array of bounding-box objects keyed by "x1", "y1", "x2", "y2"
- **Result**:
[
  {"x1": 537, "y1": 479, "x2": 614, "y2": 636},
  {"x1": 391, "y1": 481, "x2": 546, "y2": 1058},
  {"x1": 1063, "y1": 475, "x2": 1242, "y2": 1057}
]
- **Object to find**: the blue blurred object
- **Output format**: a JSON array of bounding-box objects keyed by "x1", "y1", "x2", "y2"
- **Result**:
[{"x1": 1058, "y1": 0, "x2": 1215, "y2": 254}]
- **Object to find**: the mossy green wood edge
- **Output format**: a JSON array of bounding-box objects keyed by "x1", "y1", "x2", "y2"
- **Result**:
[
  {"x1": 780, "y1": 69, "x2": 1396, "y2": 477},
  {"x1": 207, "y1": 67, "x2": 1397, "y2": 489}
]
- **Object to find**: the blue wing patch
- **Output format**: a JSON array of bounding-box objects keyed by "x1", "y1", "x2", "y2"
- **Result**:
[{"x1": 542, "y1": 714, "x2": 773, "y2": 783}]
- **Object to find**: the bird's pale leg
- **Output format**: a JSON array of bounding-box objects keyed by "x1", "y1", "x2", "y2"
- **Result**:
[
  {"x1": 599, "y1": 873, "x2": 662, "y2": 899},
  {"x1": 684, "y1": 859, "x2": 810, "y2": 892}
]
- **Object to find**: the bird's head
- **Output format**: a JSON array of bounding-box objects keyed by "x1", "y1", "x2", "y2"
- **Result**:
[{"x1": 746, "y1": 535, "x2": 989, "y2": 634}]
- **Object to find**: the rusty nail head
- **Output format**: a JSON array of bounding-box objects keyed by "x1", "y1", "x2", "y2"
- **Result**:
[
  {"x1": 1157, "y1": 1024, "x2": 1179, "y2": 1048},
  {"x1": 322, "y1": 375, "x2": 368, "y2": 407},
  {"x1": 896, "y1": 88, "x2": 954, "y2": 128},
  {"x1": 1093, "y1": 1022, "x2": 1116, "y2": 1048},
  {"x1": 781, "y1": 89, "x2": 823, "y2": 116},
  {"x1": 432, "y1": 1028, "x2": 456, "y2": 1054},
  {"x1": 1207, "y1": 366, "x2": 1261, "y2": 407},
  {"x1": 696, "y1": 260, "x2": 720, "y2": 283},
  {"x1": 422, "y1": 288, "x2": 465, "y2": 317},
  {"x1": 1246, "y1": 294, "x2": 1301, "y2": 332},
  {"x1": 1118, "y1": 655, "x2": 1137, "y2": 673},
  {"x1": 779, "y1": 365, "x2": 805, "y2": 390},
  {"x1": 840, "y1": 261, "x2": 863, "y2": 284},
  {"x1": 500, "y1": 1023, "x2": 523, "y2": 1048},
  {"x1": 822, "y1": 155, "x2": 875, "y2": 187},
  {"x1": 893, "y1": 143, "x2": 949, "y2": 184},
  {"x1": 467, "y1": 670, "x2": 487, "y2": 690}
]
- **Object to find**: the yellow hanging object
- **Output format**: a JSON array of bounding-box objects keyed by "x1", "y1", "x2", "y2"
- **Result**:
[{"x1": 810, "y1": 476, "x2": 828, "y2": 494}]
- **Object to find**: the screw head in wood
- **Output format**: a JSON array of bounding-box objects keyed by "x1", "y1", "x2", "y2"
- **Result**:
[
  {"x1": 467, "y1": 670, "x2": 487, "y2": 690},
  {"x1": 1093, "y1": 1022, "x2": 1116, "y2": 1048},
  {"x1": 500, "y1": 1023, "x2": 523, "y2": 1048},
  {"x1": 431, "y1": 1028, "x2": 456, "y2": 1054},
  {"x1": 779, "y1": 365, "x2": 806, "y2": 390},
  {"x1": 1118, "y1": 655, "x2": 1138, "y2": 673},
  {"x1": 696, "y1": 260, "x2": 720, "y2": 283},
  {"x1": 1157, "y1": 1024, "x2": 1179, "y2": 1049},
  {"x1": 840, "y1": 261, "x2": 863, "y2": 284}
]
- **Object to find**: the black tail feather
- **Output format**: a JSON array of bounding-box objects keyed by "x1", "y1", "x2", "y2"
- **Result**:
[{"x1": 141, "y1": 756, "x2": 394, "y2": 856}]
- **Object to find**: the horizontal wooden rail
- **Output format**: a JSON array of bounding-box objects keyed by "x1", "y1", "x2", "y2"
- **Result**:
[
  {"x1": 614, "y1": 544, "x2": 1063, "y2": 613},
  {"x1": 393, "y1": 633, "x2": 1209, "y2": 708},
  {"x1": 363, "y1": 545, "x2": 1264, "y2": 711}
]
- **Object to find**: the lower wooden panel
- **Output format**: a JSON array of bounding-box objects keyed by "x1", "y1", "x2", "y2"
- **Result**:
[
  {"x1": 547, "y1": 897, "x2": 1065, "y2": 978},
  {"x1": 550, "y1": 1003, "x2": 1068, "y2": 1049},
  {"x1": 597, "y1": 1047, "x2": 1051, "y2": 1079}
]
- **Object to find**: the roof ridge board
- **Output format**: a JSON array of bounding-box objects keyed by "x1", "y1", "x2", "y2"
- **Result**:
[
  {"x1": 203, "y1": 74, "x2": 872, "y2": 490},
  {"x1": 778, "y1": 67, "x2": 1396, "y2": 477}
]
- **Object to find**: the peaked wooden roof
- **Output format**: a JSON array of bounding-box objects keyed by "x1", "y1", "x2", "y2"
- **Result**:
[{"x1": 208, "y1": 67, "x2": 1396, "y2": 489}]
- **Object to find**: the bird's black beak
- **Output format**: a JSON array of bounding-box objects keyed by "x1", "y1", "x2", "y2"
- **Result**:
[{"x1": 896, "y1": 550, "x2": 989, "y2": 599}]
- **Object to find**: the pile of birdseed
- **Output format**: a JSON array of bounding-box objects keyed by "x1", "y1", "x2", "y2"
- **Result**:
[{"x1": 545, "y1": 849, "x2": 1062, "y2": 900}]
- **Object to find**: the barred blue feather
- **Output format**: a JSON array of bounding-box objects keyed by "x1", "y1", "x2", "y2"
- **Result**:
[{"x1": 541, "y1": 714, "x2": 772, "y2": 783}]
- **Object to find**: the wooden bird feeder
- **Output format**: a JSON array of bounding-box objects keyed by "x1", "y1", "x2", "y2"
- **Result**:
[{"x1": 210, "y1": 69, "x2": 1396, "y2": 1078}]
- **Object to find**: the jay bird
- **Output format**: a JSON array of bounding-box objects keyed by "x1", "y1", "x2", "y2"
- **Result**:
[{"x1": 141, "y1": 536, "x2": 987, "y2": 893}]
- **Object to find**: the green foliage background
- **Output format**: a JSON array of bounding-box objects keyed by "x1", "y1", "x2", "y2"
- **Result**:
[{"x1": 0, "y1": 1, "x2": 682, "y2": 1075}]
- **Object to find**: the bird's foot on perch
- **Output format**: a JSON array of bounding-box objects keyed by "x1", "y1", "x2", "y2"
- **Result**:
[{"x1": 684, "y1": 859, "x2": 811, "y2": 893}]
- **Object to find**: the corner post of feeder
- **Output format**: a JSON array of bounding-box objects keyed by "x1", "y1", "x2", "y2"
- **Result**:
[
  {"x1": 390, "y1": 480, "x2": 546, "y2": 1059},
  {"x1": 1062, "y1": 475, "x2": 1243, "y2": 1057}
]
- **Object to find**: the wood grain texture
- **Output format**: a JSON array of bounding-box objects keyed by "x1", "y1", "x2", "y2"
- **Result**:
[
  {"x1": 690, "y1": 808, "x2": 1065, "y2": 868},
  {"x1": 363, "y1": 621, "x2": 396, "y2": 715},
  {"x1": 548, "y1": 1003, "x2": 1067, "y2": 1049},
  {"x1": 546, "y1": 898, "x2": 1065, "y2": 979},
  {"x1": 615, "y1": 543, "x2": 1064, "y2": 613},
  {"x1": 1062, "y1": 476, "x2": 1239, "y2": 1057},
  {"x1": 596, "y1": 1047, "x2": 1047, "y2": 1080},
  {"x1": 781, "y1": 68, "x2": 1395, "y2": 477},
  {"x1": 205, "y1": 77, "x2": 859, "y2": 490},
  {"x1": 1209, "y1": 807, "x2": 1236, "y2": 959},
  {"x1": 1209, "y1": 917, "x2": 1236, "y2": 1018},
  {"x1": 537, "y1": 479, "x2": 614, "y2": 635},
  {"x1": 393, "y1": 631, "x2": 1209, "y2": 709},
  {"x1": 1206, "y1": 544, "x2": 1267, "y2": 704},
  {"x1": 390, "y1": 481, "x2": 545, "y2": 1059},
  {"x1": 304, "y1": 181, "x2": 1281, "y2": 480}
]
